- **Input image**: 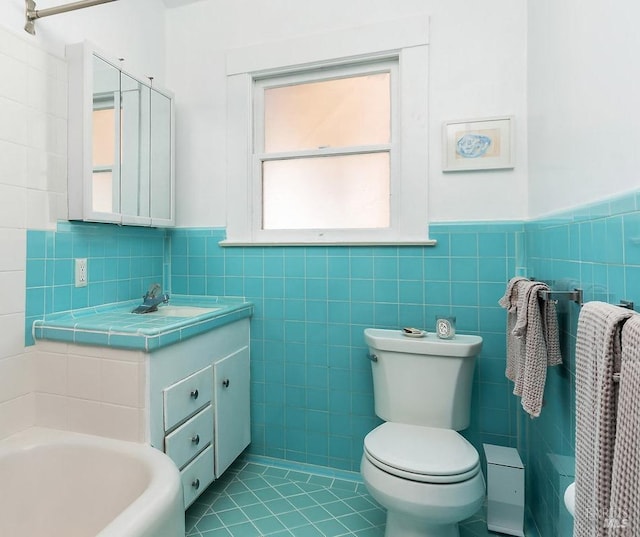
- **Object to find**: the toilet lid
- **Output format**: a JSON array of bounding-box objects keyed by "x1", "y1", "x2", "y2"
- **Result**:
[{"x1": 364, "y1": 423, "x2": 480, "y2": 483}]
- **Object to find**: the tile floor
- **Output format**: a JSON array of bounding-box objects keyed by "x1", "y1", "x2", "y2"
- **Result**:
[{"x1": 185, "y1": 456, "x2": 540, "y2": 537}]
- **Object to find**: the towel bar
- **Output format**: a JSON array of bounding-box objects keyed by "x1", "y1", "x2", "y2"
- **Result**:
[
  {"x1": 536, "y1": 288, "x2": 634, "y2": 311},
  {"x1": 538, "y1": 288, "x2": 583, "y2": 306},
  {"x1": 617, "y1": 300, "x2": 634, "y2": 310}
]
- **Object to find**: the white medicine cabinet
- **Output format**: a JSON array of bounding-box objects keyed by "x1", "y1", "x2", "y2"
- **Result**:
[{"x1": 67, "y1": 42, "x2": 175, "y2": 227}]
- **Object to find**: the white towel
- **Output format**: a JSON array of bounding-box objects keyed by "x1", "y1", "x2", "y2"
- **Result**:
[
  {"x1": 606, "y1": 314, "x2": 640, "y2": 535},
  {"x1": 574, "y1": 302, "x2": 633, "y2": 537},
  {"x1": 498, "y1": 277, "x2": 562, "y2": 417}
]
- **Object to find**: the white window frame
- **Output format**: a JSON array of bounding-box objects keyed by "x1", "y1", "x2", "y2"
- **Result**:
[
  {"x1": 255, "y1": 60, "x2": 396, "y2": 232},
  {"x1": 224, "y1": 17, "x2": 433, "y2": 246}
]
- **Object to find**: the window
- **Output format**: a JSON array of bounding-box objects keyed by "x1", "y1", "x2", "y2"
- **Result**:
[
  {"x1": 258, "y1": 63, "x2": 394, "y2": 231},
  {"x1": 225, "y1": 17, "x2": 433, "y2": 245}
]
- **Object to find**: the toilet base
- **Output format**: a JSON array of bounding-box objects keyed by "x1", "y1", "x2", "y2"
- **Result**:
[
  {"x1": 385, "y1": 511, "x2": 459, "y2": 537},
  {"x1": 361, "y1": 454, "x2": 484, "y2": 537}
]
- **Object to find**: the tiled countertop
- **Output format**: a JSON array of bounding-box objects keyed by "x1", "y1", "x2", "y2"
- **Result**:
[{"x1": 32, "y1": 295, "x2": 253, "y2": 352}]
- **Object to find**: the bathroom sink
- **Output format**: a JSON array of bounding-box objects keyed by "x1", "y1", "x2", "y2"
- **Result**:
[{"x1": 144, "y1": 306, "x2": 222, "y2": 318}]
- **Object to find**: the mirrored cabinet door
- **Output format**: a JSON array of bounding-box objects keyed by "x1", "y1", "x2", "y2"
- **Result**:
[
  {"x1": 150, "y1": 89, "x2": 173, "y2": 224},
  {"x1": 90, "y1": 54, "x2": 121, "y2": 219},
  {"x1": 67, "y1": 41, "x2": 175, "y2": 227},
  {"x1": 121, "y1": 72, "x2": 151, "y2": 223}
]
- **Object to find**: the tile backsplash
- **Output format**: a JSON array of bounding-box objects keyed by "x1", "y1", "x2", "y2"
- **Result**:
[{"x1": 25, "y1": 221, "x2": 166, "y2": 345}]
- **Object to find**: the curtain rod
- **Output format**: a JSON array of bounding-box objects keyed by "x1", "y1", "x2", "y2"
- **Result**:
[{"x1": 25, "y1": 0, "x2": 119, "y2": 35}]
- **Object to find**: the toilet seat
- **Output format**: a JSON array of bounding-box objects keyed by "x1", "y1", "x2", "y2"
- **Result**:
[{"x1": 363, "y1": 422, "x2": 480, "y2": 484}]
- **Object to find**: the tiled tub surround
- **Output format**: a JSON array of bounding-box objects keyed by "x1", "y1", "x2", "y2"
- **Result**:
[
  {"x1": 0, "y1": 22, "x2": 68, "y2": 440},
  {"x1": 32, "y1": 295, "x2": 252, "y2": 351},
  {"x1": 33, "y1": 338, "x2": 150, "y2": 442}
]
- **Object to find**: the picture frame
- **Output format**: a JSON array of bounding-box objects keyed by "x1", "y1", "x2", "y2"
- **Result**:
[{"x1": 442, "y1": 116, "x2": 514, "y2": 172}]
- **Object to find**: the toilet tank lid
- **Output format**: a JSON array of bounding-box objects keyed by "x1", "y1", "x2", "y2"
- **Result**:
[
  {"x1": 364, "y1": 328, "x2": 482, "y2": 357},
  {"x1": 364, "y1": 422, "x2": 479, "y2": 476}
]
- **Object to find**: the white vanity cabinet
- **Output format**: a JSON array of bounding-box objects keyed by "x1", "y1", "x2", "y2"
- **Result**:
[
  {"x1": 66, "y1": 41, "x2": 175, "y2": 227},
  {"x1": 213, "y1": 346, "x2": 251, "y2": 476},
  {"x1": 149, "y1": 318, "x2": 251, "y2": 508}
]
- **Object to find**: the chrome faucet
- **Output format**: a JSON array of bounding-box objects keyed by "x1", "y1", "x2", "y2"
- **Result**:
[{"x1": 132, "y1": 283, "x2": 170, "y2": 314}]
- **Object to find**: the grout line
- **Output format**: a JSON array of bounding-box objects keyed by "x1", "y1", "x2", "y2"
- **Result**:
[{"x1": 186, "y1": 457, "x2": 495, "y2": 537}]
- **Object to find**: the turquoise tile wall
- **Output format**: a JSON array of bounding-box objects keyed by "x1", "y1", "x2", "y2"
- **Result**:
[
  {"x1": 25, "y1": 221, "x2": 166, "y2": 345},
  {"x1": 524, "y1": 190, "x2": 640, "y2": 537},
  {"x1": 170, "y1": 223, "x2": 522, "y2": 471},
  {"x1": 23, "y1": 191, "x2": 640, "y2": 533},
  {"x1": 25, "y1": 219, "x2": 523, "y2": 472}
]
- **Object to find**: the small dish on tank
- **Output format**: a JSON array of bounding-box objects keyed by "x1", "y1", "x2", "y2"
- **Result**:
[{"x1": 401, "y1": 327, "x2": 426, "y2": 338}]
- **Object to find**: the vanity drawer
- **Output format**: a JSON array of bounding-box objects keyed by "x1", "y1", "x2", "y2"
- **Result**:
[
  {"x1": 165, "y1": 404, "x2": 213, "y2": 469},
  {"x1": 163, "y1": 365, "x2": 212, "y2": 431},
  {"x1": 181, "y1": 444, "x2": 214, "y2": 509}
]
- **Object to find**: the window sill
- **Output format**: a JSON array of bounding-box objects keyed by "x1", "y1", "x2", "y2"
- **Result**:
[{"x1": 218, "y1": 239, "x2": 438, "y2": 247}]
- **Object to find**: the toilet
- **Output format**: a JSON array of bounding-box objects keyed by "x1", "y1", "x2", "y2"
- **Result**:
[{"x1": 361, "y1": 328, "x2": 485, "y2": 537}]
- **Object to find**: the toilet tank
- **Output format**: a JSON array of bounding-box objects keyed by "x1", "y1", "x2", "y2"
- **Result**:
[{"x1": 364, "y1": 328, "x2": 482, "y2": 431}]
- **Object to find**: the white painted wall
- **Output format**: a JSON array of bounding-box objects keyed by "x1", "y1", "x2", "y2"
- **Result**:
[
  {"x1": 165, "y1": 0, "x2": 529, "y2": 225},
  {"x1": 0, "y1": 2, "x2": 166, "y2": 439},
  {"x1": 527, "y1": 0, "x2": 640, "y2": 217},
  {"x1": 4, "y1": 0, "x2": 636, "y2": 438},
  {"x1": 2, "y1": 0, "x2": 166, "y2": 81}
]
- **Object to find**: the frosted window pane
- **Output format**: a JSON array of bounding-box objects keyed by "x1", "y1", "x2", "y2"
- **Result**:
[
  {"x1": 263, "y1": 153, "x2": 389, "y2": 230},
  {"x1": 264, "y1": 73, "x2": 390, "y2": 152},
  {"x1": 93, "y1": 109, "x2": 115, "y2": 167},
  {"x1": 92, "y1": 171, "x2": 113, "y2": 213}
]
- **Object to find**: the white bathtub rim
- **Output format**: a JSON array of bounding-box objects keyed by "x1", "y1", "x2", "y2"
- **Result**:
[{"x1": 0, "y1": 427, "x2": 184, "y2": 537}]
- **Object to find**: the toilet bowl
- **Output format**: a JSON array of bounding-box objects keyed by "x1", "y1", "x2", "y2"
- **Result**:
[
  {"x1": 361, "y1": 422, "x2": 485, "y2": 537},
  {"x1": 361, "y1": 328, "x2": 485, "y2": 537}
]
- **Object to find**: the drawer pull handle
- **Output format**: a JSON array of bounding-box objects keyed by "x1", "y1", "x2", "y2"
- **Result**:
[
  {"x1": 191, "y1": 434, "x2": 200, "y2": 445},
  {"x1": 222, "y1": 379, "x2": 230, "y2": 388},
  {"x1": 190, "y1": 389, "x2": 199, "y2": 399},
  {"x1": 192, "y1": 478, "x2": 200, "y2": 490}
]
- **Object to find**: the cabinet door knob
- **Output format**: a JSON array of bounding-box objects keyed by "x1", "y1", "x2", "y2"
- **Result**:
[
  {"x1": 222, "y1": 379, "x2": 230, "y2": 388},
  {"x1": 191, "y1": 434, "x2": 200, "y2": 445},
  {"x1": 192, "y1": 478, "x2": 200, "y2": 490},
  {"x1": 190, "y1": 389, "x2": 199, "y2": 399}
]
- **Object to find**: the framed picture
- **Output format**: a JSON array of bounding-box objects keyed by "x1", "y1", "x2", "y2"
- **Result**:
[{"x1": 442, "y1": 116, "x2": 514, "y2": 172}]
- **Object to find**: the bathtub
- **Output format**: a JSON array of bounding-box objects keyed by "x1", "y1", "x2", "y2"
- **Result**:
[{"x1": 0, "y1": 427, "x2": 185, "y2": 537}]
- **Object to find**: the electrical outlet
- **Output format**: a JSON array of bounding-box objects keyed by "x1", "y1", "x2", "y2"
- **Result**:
[{"x1": 75, "y1": 258, "x2": 88, "y2": 288}]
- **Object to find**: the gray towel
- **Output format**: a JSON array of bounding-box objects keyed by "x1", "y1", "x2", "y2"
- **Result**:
[
  {"x1": 606, "y1": 314, "x2": 640, "y2": 535},
  {"x1": 499, "y1": 277, "x2": 562, "y2": 417},
  {"x1": 574, "y1": 302, "x2": 633, "y2": 537},
  {"x1": 498, "y1": 276, "x2": 528, "y2": 382}
]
